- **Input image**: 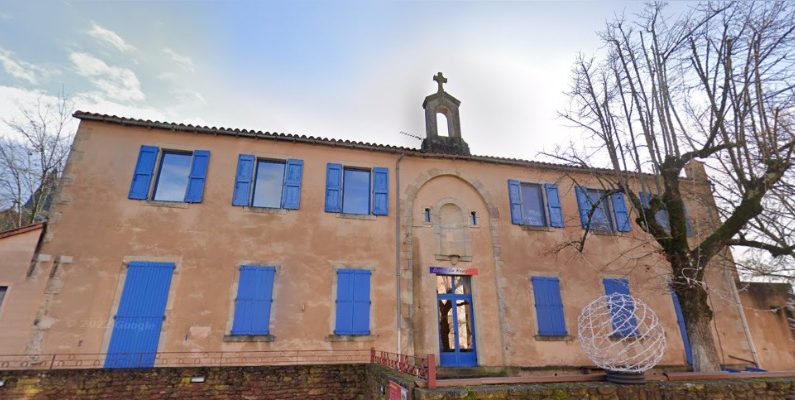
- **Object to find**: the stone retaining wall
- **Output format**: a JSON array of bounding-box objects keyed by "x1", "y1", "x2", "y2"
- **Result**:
[{"x1": 1, "y1": 364, "x2": 794, "y2": 399}]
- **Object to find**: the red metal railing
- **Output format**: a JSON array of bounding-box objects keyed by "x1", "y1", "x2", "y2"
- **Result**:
[
  {"x1": 0, "y1": 349, "x2": 437, "y2": 387},
  {"x1": 370, "y1": 348, "x2": 436, "y2": 388}
]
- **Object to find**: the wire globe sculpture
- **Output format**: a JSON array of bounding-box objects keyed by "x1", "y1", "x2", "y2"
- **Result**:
[{"x1": 577, "y1": 293, "x2": 666, "y2": 373}]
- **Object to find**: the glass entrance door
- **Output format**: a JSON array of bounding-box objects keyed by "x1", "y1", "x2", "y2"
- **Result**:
[{"x1": 436, "y1": 275, "x2": 477, "y2": 367}]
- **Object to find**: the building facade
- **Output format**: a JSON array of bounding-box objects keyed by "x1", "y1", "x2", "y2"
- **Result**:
[{"x1": 2, "y1": 78, "x2": 792, "y2": 371}]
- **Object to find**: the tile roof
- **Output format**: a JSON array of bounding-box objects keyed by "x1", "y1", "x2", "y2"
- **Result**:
[
  {"x1": 0, "y1": 222, "x2": 45, "y2": 240},
  {"x1": 72, "y1": 111, "x2": 619, "y2": 174}
]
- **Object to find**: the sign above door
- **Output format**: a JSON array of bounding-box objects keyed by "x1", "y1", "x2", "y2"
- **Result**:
[{"x1": 429, "y1": 266, "x2": 479, "y2": 276}]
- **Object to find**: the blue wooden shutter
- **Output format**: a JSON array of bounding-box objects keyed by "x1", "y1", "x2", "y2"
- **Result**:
[
  {"x1": 105, "y1": 261, "x2": 175, "y2": 368},
  {"x1": 684, "y1": 206, "x2": 694, "y2": 236},
  {"x1": 507, "y1": 180, "x2": 523, "y2": 225},
  {"x1": 639, "y1": 192, "x2": 651, "y2": 208},
  {"x1": 611, "y1": 192, "x2": 631, "y2": 232},
  {"x1": 231, "y1": 266, "x2": 275, "y2": 335},
  {"x1": 671, "y1": 289, "x2": 693, "y2": 365},
  {"x1": 531, "y1": 277, "x2": 567, "y2": 336},
  {"x1": 128, "y1": 145, "x2": 159, "y2": 200},
  {"x1": 372, "y1": 167, "x2": 389, "y2": 216},
  {"x1": 575, "y1": 186, "x2": 590, "y2": 228},
  {"x1": 544, "y1": 184, "x2": 564, "y2": 228},
  {"x1": 281, "y1": 159, "x2": 303, "y2": 209},
  {"x1": 335, "y1": 269, "x2": 354, "y2": 334},
  {"x1": 603, "y1": 278, "x2": 638, "y2": 336},
  {"x1": 184, "y1": 150, "x2": 210, "y2": 203},
  {"x1": 325, "y1": 163, "x2": 343, "y2": 213},
  {"x1": 232, "y1": 154, "x2": 255, "y2": 206},
  {"x1": 352, "y1": 270, "x2": 372, "y2": 335}
]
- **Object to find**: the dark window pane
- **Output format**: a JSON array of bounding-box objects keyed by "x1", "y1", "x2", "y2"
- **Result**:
[
  {"x1": 342, "y1": 168, "x2": 370, "y2": 214},
  {"x1": 587, "y1": 189, "x2": 613, "y2": 231},
  {"x1": 153, "y1": 152, "x2": 192, "y2": 202},
  {"x1": 0, "y1": 286, "x2": 6, "y2": 309},
  {"x1": 521, "y1": 183, "x2": 546, "y2": 226},
  {"x1": 252, "y1": 160, "x2": 285, "y2": 208}
]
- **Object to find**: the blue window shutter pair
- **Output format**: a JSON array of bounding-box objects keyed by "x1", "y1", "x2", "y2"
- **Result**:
[
  {"x1": 603, "y1": 278, "x2": 638, "y2": 336},
  {"x1": 232, "y1": 155, "x2": 303, "y2": 208},
  {"x1": 531, "y1": 277, "x2": 567, "y2": 336},
  {"x1": 641, "y1": 191, "x2": 693, "y2": 234},
  {"x1": 231, "y1": 266, "x2": 276, "y2": 335},
  {"x1": 575, "y1": 186, "x2": 631, "y2": 232},
  {"x1": 325, "y1": 163, "x2": 388, "y2": 215},
  {"x1": 334, "y1": 269, "x2": 371, "y2": 335},
  {"x1": 507, "y1": 180, "x2": 563, "y2": 227},
  {"x1": 128, "y1": 145, "x2": 210, "y2": 202}
]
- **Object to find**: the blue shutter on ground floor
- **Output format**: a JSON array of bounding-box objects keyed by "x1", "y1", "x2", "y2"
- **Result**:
[
  {"x1": 335, "y1": 269, "x2": 371, "y2": 335},
  {"x1": 611, "y1": 192, "x2": 631, "y2": 232},
  {"x1": 531, "y1": 277, "x2": 567, "y2": 336},
  {"x1": 184, "y1": 150, "x2": 210, "y2": 203},
  {"x1": 325, "y1": 163, "x2": 343, "y2": 213},
  {"x1": 603, "y1": 278, "x2": 638, "y2": 337},
  {"x1": 544, "y1": 184, "x2": 564, "y2": 228},
  {"x1": 281, "y1": 159, "x2": 303, "y2": 209},
  {"x1": 507, "y1": 180, "x2": 523, "y2": 225},
  {"x1": 105, "y1": 261, "x2": 175, "y2": 369},
  {"x1": 231, "y1": 266, "x2": 276, "y2": 335},
  {"x1": 128, "y1": 145, "x2": 159, "y2": 200},
  {"x1": 232, "y1": 154, "x2": 255, "y2": 206},
  {"x1": 372, "y1": 167, "x2": 389, "y2": 215}
]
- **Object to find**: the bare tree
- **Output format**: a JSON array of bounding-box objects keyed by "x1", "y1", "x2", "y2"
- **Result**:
[
  {"x1": 0, "y1": 93, "x2": 73, "y2": 230},
  {"x1": 553, "y1": 1, "x2": 795, "y2": 371}
]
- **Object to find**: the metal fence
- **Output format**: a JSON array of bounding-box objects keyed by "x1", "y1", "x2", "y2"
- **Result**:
[{"x1": 0, "y1": 348, "x2": 436, "y2": 387}]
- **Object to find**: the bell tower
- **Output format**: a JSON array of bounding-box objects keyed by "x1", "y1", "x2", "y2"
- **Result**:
[{"x1": 421, "y1": 72, "x2": 471, "y2": 156}]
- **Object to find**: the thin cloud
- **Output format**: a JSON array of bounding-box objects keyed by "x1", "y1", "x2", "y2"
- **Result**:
[
  {"x1": 87, "y1": 22, "x2": 135, "y2": 53},
  {"x1": 162, "y1": 48, "x2": 195, "y2": 72},
  {"x1": 70, "y1": 52, "x2": 144, "y2": 102},
  {"x1": 0, "y1": 48, "x2": 51, "y2": 84}
]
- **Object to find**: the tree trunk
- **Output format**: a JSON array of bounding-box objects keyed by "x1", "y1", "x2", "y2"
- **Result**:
[{"x1": 677, "y1": 284, "x2": 722, "y2": 372}]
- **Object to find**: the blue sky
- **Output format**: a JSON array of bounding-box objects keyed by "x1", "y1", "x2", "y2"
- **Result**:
[{"x1": 0, "y1": 1, "x2": 673, "y2": 159}]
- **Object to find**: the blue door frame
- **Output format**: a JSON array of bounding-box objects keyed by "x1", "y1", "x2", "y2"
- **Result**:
[
  {"x1": 437, "y1": 276, "x2": 477, "y2": 368},
  {"x1": 105, "y1": 262, "x2": 175, "y2": 368},
  {"x1": 671, "y1": 290, "x2": 694, "y2": 365}
]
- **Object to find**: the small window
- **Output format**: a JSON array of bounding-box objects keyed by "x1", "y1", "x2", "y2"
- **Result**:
[
  {"x1": 521, "y1": 183, "x2": 547, "y2": 227},
  {"x1": 585, "y1": 189, "x2": 613, "y2": 231},
  {"x1": 0, "y1": 286, "x2": 7, "y2": 310},
  {"x1": 325, "y1": 164, "x2": 388, "y2": 216},
  {"x1": 342, "y1": 168, "x2": 371, "y2": 215},
  {"x1": 508, "y1": 180, "x2": 563, "y2": 227},
  {"x1": 603, "y1": 278, "x2": 638, "y2": 337},
  {"x1": 470, "y1": 211, "x2": 477, "y2": 225},
  {"x1": 334, "y1": 269, "x2": 371, "y2": 335},
  {"x1": 424, "y1": 208, "x2": 431, "y2": 223},
  {"x1": 153, "y1": 151, "x2": 193, "y2": 202},
  {"x1": 252, "y1": 160, "x2": 286, "y2": 208}
]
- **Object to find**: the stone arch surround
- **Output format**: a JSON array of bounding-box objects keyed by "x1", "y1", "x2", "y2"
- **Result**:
[{"x1": 400, "y1": 168, "x2": 509, "y2": 365}]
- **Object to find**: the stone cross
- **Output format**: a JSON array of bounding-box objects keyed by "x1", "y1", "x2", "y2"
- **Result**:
[{"x1": 433, "y1": 72, "x2": 447, "y2": 92}]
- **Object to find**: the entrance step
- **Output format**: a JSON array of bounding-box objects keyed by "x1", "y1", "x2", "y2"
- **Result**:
[{"x1": 437, "y1": 367, "x2": 511, "y2": 379}]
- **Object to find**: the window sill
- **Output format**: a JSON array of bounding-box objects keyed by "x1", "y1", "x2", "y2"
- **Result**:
[
  {"x1": 521, "y1": 225, "x2": 552, "y2": 232},
  {"x1": 336, "y1": 213, "x2": 377, "y2": 220},
  {"x1": 326, "y1": 334, "x2": 376, "y2": 342},
  {"x1": 534, "y1": 335, "x2": 574, "y2": 342},
  {"x1": 145, "y1": 200, "x2": 189, "y2": 209},
  {"x1": 244, "y1": 207, "x2": 287, "y2": 215},
  {"x1": 223, "y1": 334, "x2": 276, "y2": 342}
]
